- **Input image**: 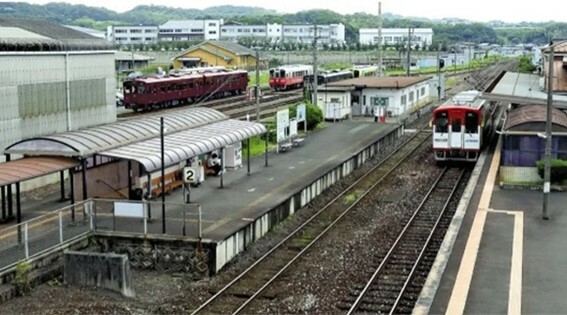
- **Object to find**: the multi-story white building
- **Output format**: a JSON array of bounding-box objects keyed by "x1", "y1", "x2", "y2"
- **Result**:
[
  {"x1": 359, "y1": 28, "x2": 434, "y2": 47},
  {"x1": 106, "y1": 25, "x2": 159, "y2": 45},
  {"x1": 221, "y1": 23, "x2": 345, "y2": 44},
  {"x1": 159, "y1": 20, "x2": 223, "y2": 42}
]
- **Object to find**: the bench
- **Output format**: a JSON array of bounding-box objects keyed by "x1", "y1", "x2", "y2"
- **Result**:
[
  {"x1": 279, "y1": 142, "x2": 293, "y2": 152},
  {"x1": 292, "y1": 137, "x2": 305, "y2": 147},
  {"x1": 163, "y1": 172, "x2": 183, "y2": 194}
]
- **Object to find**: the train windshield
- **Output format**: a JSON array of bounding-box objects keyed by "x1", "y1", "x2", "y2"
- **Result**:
[
  {"x1": 269, "y1": 69, "x2": 275, "y2": 77},
  {"x1": 452, "y1": 118, "x2": 462, "y2": 132},
  {"x1": 465, "y1": 112, "x2": 479, "y2": 133},
  {"x1": 280, "y1": 69, "x2": 286, "y2": 77},
  {"x1": 353, "y1": 70, "x2": 360, "y2": 77},
  {"x1": 123, "y1": 81, "x2": 133, "y2": 94},
  {"x1": 435, "y1": 111, "x2": 449, "y2": 133}
]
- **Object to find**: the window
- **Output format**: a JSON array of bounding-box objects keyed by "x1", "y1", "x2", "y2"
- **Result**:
[
  {"x1": 400, "y1": 95, "x2": 407, "y2": 105},
  {"x1": 209, "y1": 31, "x2": 217, "y2": 34},
  {"x1": 421, "y1": 87, "x2": 426, "y2": 96},
  {"x1": 435, "y1": 111, "x2": 448, "y2": 133},
  {"x1": 452, "y1": 119, "x2": 462, "y2": 132},
  {"x1": 144, "y1": 29, "x2": 154, "y2": 33},
  {"x1": 175, "y1": 29, "x2": 182, "y2": 33},
  {"x1": 363, "y1": 95, "x2": 366, "y2": 105},
  {"x1": 115, "y1": 29, "x2": 127, "y2": 33},
  {"x1": 465, "y1": 112, "x2": 478, "y2": 133},
  {"x1": 409, "y1": 91, "x2": 414, "y2": 102},
  {"x1": 130, "y1": 29, "x2": 142, "y2": 33},
  {"x1": 208, "y1": 23, "x2": 216, "y2": 27}
]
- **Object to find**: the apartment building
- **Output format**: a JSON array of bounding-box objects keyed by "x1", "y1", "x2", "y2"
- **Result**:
[
  {"x1": 106, "y1": 25, "x2": 159, "y2": 45},
  {"x1": 221, "y1": 23, "x2": 345, "y2": 44},
  {"x1": 158, "y1": 20, "x2": 223, "y2": 42}
]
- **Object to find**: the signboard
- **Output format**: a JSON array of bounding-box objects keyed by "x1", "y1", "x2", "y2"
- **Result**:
[
  {"x1": 289, "y1": 119, "x2": 298, "y2": 138},
  {"x1": 325, "y1": 103, "x2": 341, "y2": 120},
  {"x1": 183, "y1": 167, "x2": 198, "y2": 183},
  {"x1": 114, "y1": 202, "x2": 145, "y2": 218},
  {"x1": 277, "y1": 109, "x2": 290, "y2": 128},
  {"x1": 372, "y1": 97, "x2": 389, "y2": 106},
  {"x1": 296, "y1": 103, "x2": 306, "y2": 122},
  {"x1": 277, "y1": 126, "x2": 286, "y2": 142}
]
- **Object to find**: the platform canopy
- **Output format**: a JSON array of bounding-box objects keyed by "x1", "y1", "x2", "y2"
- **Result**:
[
  {"x1": 98, "y1": 119, "x2": 266, "y2": 172},
  {"x1": 0, "y1": 157, "x2": 79, "y2": 187},
  {"x1": 4, "y1": 107, "x2": 227, "y2": 157}
]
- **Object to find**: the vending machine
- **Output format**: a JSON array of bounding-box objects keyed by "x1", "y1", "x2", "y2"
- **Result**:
[{"x1": 224, "y1": 142, "x2": 242, "y2": 169}]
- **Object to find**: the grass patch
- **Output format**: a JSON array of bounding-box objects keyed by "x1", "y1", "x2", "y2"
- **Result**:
[
  {"x1": 242, "y1": 135, "x2": 277, "y2": 158},
  {"x1": 344, "y1": 192, "x2": 359, "y2": 203},
  {"x1": 445, "y1": 78, "x2": 458, "y2": 88},
  {"x1": 247, "y1": 71, "x2": 270, "y2": 87}
]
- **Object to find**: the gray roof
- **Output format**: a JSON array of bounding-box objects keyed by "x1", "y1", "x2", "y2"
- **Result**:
[
  {"x1": 504, "y1": 104, "x2": 567, "y2": 131},
  {"x1": 4, "y1": 107, "x2": 227, "y2": 157},
  {"x1": 115, "y1": 51, "x2": 154, "y2": 61},
  {"x1": 99, "y1": 119, "x2": 266, "y2": 172},
  {"x1": 482, "y1": 71, "x2": 567, "y2": 108},
  {"x1": 0, "y1": 17, "x2": 114, "y2": 51}
]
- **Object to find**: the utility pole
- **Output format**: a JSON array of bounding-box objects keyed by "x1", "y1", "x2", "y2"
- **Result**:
[
  {"x1": 255, "y1": 50, "x2": 260, "y2": 121},
  {"x1": 437, "y1": 43, "x2": 442, "y2": 101},
  {"x1": 312, "y1": 25, "x2": 319, "y2": 106},
  {"x1": 543, "y1": 45, "x2": 554, "y2": 220},
  {"x1": 406, "y1": 28, "x2": 413, "y2": 76},
  {"x1": 131, "y1": 43, "x2": 135, "y2": 71},
  {"x1": 376, "y1": 2, "x2": 383, "y2": 77}
]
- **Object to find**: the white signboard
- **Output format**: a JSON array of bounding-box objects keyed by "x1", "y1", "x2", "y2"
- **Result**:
[
  {"x1": 114, "y1": 202, "x2": 146, "y2": 218},
  {"x1": 290, "y1": 119, "x2": 298, "y2": 138},
  {"x1": 183, "y1": 167, "x2": 198, "y2": 183},
  {"x1": 277, "y1": 125, "x2": 286, "y2": 142},
  {"x1": 296, "y1": 103, "x2": 306, "y2": 122},
  {"x1": 277, "y1": 109, "x2": 290, "y2": 128},
  {"x1": 325, "y1": 103, "x2": 341, "y2": 120}
]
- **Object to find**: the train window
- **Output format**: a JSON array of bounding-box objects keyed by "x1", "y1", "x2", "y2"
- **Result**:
[
  {"x1": 465, "y1": 112, "x2": 478, "y2": 133},
  {"x1": 435, "y1": 112, "x2": 449, "y2": 133},
  {"x1": 280, "y1": 70, "x2": 286, "y2": 77},
  {"x1": 452, "y1": 119, "x2": 462, "y2": 132},
  {"x1": 137, "y1": 85, "x2": 146, "y2": 94}
]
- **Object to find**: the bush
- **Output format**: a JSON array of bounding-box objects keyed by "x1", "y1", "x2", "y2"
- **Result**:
[
  {"x1": 536, "y1": 159, "x2": 567, "y2": 183},
  {"x1": 288, "y1": 102, "x2": 323, "y2": 131}
]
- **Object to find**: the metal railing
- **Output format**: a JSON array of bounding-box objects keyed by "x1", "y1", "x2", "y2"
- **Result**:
[
  {"x1": 0, "y1": 199, "x2": 203, "y2": 273},
  {"x1": 0, "y1": 201, "x2": 91, "y2": 272}
]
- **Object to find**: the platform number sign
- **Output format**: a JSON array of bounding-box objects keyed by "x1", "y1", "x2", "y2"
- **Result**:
[
  {"x1": 372, "y1": 97, "x2": 389, "y2": 106},
  {"x1": 183, "y1": 167, "x2": 196, "y2": 183}
]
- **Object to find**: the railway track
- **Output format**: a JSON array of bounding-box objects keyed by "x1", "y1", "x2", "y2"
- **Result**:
[
  {"x1": 343, "y1": 166, "x2": 469, "y2": 315},
  {"x1": 189, "y1": 129, "x2": 432, "y2": 315}
]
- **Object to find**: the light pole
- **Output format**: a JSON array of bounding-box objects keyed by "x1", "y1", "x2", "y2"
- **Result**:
[
  {"x1": 255, "y1": 49, "x2": 260, "y2": 121},
  {"x1": 160, "y1": 117, "x2": 166, "y2": 233}
]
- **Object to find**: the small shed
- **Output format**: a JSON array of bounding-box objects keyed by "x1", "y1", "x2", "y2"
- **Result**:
[
  {"x1": 314, "y1": 85, "x2": 355, "y2": 120},
  {"x1": 115, "y1": 51, "x2": 154, "y2": 73},
  {"x1": 500, "y1": 104, "x2": 567, "y2": 183}
]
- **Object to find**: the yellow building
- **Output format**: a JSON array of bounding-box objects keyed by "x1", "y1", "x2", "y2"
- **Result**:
[{"x1": 172, "y1": 41, "x2": 267, "y2": 71}]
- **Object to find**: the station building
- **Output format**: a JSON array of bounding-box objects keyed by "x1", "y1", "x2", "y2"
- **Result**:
[
  {"x1": 359, "y1": 28, "x2": 434, "y2": 47},
  {"x1": 322, "y1": 76, "x2": 432, "y2": 120}
]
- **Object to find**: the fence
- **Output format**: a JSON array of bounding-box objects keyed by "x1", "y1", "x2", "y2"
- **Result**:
[
  {"x1": 0, "y1": 201, "x2": 91, "y2": 272},
  {"x1": 91, "y1": 199, "x2": 203, "y2": 239},
  {"x1": 0, "y1": 199, "x2": 203, "y2": 273}
]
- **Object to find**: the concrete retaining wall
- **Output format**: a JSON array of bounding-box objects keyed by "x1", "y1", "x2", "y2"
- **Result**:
[
  {"x1": 64, "y1": 251, "x2": 134, "y2": 297},
  {"x1": 214, "y1": 124, "x2": 404, "y2": 272},
  {"x1": 0, "y1": 237, "x2": 90, "y2": 303}
]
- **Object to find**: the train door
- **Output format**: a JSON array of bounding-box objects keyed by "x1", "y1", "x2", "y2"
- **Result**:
[
  {"x1": 464, "y1": 110, "x2": 481, "y2": 150},
  {"x1": 449, "y1": 112, "x2": 464, "y2": 149}
]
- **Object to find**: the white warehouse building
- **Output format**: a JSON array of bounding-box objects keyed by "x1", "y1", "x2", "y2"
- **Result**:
[
  {"x1": 221, "y1": 23, "x2": 345, "y2": 44},
  {"x1": 159, "y1": 20, "x2": 223, "y2": 42},
  {"x1": 0, "y1": 18, "x2": 117, "y2": 181},
  {"x1": 106, "y1": 25, "x2": 159, "y2": 45},
  {"x1": 359, "y1": 28, "x2": 434, "y2": 47}
]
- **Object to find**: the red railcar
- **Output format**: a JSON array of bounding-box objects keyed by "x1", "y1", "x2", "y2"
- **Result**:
[
  {"x1": 122, "y1": 70, "x2": 248, "y2": 111},
  {"x1": 432, "y1": 90, "x2": 495, "y2": 162},
  {"x1": 269, "y1": 65, "x2": 313, "y2": 91}
]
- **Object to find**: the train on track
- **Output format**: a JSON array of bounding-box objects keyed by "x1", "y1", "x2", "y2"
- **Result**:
[
  {"x1": 268, "y1": 64, "x2": 314, "y2": 91},
  {"x1": 122, "y1": 68, "x2": 248, "y2": 111},
  {"x1": 304, "y1": 69, "x2": 354, "y2": 85},
  {"x1": 432, "y1": 90, "x2": 496, "y2": 162}
]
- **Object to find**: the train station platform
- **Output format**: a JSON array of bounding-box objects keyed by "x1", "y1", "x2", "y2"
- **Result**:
[
  {"x1": 415, "y1": 138, "x2": 567, "y2": 314},
  {"x1": 0, "y1": 118, "x2": 405, "y2": 275}
]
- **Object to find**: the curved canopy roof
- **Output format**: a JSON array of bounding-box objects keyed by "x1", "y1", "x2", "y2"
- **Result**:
[
  {"x1": 99, "y1": 119, "x2": 266, "y2": 172},
  {"x1": 5, "y1": 107, "x2": 227, "y2": 157},
  {"x1": 504, "y1": 104, "x2": 567, "y2": 131}
]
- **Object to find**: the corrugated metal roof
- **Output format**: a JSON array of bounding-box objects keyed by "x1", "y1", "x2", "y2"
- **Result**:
[
  {"x1": 0, "y1": 157, "x2": 78, "y2": 187},
  {"x1": 542, "y1": 40, "x2": 567, "y2": 54},
  {"x1": 504, "y1": 104, "x2": 567, "y2": 130},
  {"x1": 4, "y1": 107, "x2": 228, "y2": 157},
  {"x1": 327, "y1": 76, "x2": 430, "y2": 89},
  {"x1": 99, "y1": 119, "x2": 266, "y2": 172},
  {"x1": 0, "y1": 17, "x2": 114, "y2": 51},
  {"x1": 174, "y1": 40, "x2": 255, "y2": 61}
]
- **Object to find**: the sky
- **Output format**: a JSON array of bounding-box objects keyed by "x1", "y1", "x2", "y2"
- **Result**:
[{"x1": 12, "y1": 0, "x2": 567, "y2": 23}]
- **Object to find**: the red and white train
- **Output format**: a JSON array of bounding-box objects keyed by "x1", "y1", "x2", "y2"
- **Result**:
[
  {"x1": 122, "y1": 69, "x2": 248, "y2": 111},
  {"x1": 269, "y1": 64, "x2": 313, "y2": 91},
  {"x1": 432, "y1": 90, "x2": 495, "y2": 162}
]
